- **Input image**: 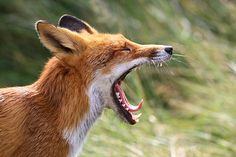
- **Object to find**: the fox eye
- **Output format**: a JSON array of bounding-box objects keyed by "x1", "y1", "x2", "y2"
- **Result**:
[{"x1": 120, "y1": 47, "x2": 131, "y2": 52}]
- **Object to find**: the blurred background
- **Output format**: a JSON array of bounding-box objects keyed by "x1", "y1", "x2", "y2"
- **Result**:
[{"x1": 1, "y1": 0, "x2": 236, "y2": 156}]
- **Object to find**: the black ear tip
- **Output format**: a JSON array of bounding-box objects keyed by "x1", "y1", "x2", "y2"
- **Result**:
[
  {"x1": 59, "y1": 14, "x2": 71, "y2": 21},
  {"x1": 58, "y1": 14, "x2": 89, "y2": 33},
  {"x1": 58, "y1": 14, "x2": 96, "y2": 34},
  {"x1": 58, "y1": 14, "x2": 78, "y2": 26}
]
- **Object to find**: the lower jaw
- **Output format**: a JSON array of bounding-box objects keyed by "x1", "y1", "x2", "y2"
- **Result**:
[
  {"x1": 118, "y1": 107, "x2": 136, "y2": 125},
  {"x1": 112, "y1": 84, "x2": 138, "y2": 125}
]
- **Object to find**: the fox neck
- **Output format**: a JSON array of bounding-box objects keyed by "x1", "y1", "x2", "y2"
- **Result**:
[{"x1": 33, "y1": 57, "x2": 104, "y2": 157}]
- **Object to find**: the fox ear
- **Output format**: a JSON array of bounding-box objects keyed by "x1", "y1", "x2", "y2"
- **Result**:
[
  {"x1": 58, "y1": 14, "x2": 97, "y2": 34},
  {"x1": 36, "y1": 20, "x2": 80, "y2": 55}
]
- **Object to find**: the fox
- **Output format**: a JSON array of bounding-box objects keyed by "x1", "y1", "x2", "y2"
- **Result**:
[{"x1": 0, "y1": 15, "x2": 173, "y2": 157}]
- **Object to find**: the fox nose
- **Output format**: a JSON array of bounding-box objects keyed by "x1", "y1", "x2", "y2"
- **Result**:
[{"x1": 164, "y1": 46, "x2": 173, "y2": 55}]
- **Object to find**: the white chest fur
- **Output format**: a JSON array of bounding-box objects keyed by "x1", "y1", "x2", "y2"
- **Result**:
[{"x1": 63, "y1": 83, "x2": 104, "y2": 157}]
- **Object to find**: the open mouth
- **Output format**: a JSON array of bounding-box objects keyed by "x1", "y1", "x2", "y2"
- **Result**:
[
  {"x1": 112, "y1": 66, "x2": 143, "y2": 125},
  {"x1": 111, "y1": 52, "x2": 172, "y2": 125}
]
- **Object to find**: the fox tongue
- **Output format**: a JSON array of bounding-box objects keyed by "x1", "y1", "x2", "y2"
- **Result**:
[{"x1": 115, "y1": 83, "x2": 144, "y2": 112}]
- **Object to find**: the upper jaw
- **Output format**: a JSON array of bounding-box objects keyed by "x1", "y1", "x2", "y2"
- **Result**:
[{"x1": 150, "y1": 50, "x2": 172, "y2": 63}]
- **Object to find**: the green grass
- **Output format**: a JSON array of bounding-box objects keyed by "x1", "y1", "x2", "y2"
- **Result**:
[{"x1": 0, "y1": 0, "x2": 236, "y2": 156}]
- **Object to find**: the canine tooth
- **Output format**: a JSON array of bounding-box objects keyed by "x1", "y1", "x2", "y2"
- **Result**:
[
  {"x1": 125, "y1": 107, "x2": 129, "y2": 111},
  {"x1": 132, "y1": 113, "x2": 142, "y2": 120},
  {"x1": 136, "y1": 113, "x2": 142, "y2": 118},
  {"x1": 122, "y1": 104, "x2": 125, "y2": 107},
  {"x1": 119, "y1": 99, "x2": 122, "y2": 102},
  {"x1": 135, "y1": 119, "x2": 140, "y2": 122},
  {"x1": 160, "y1": 63, "x2": 162, "y2": 67}
]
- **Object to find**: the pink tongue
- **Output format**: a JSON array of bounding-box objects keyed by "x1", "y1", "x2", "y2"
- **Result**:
[{"x1": 115, "y1": 83, "x2": 144, "y2": 112}]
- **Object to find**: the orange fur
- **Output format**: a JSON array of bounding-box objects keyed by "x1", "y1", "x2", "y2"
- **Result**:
[{"x1": 0, "y1": 15, "x2": 170, "y2": 157}]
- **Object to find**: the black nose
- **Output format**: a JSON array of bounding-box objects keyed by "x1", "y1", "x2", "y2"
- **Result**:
[{"x1": 164, "y1": 47, "x2": 173, "y2": 55}]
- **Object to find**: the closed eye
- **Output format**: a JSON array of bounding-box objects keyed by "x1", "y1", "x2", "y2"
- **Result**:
[{"x1": 120, "y1": 47, "x2": 131, "y2": 53}]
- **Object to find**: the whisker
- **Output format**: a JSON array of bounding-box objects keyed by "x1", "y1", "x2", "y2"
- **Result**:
[
  {"x1": 172, "y1": 53, "x2": 185, "y2": 57},
  {"x1": 152, "y1": 60, "x2": 160, "y2": 71},
  {"x1": 160, "y1": 58, "x2": 169, "y2": 67},
  {"x1": 171, "y1": 57, "x2": 188, "y2": 66},
  {"x1": 160, "y1": 59, "x2": 175, "y2": 77}
]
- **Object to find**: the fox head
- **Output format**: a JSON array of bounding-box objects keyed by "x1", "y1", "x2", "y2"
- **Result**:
[{"x1": 36, "y1": 15, "x2": 173, "y2": 125}]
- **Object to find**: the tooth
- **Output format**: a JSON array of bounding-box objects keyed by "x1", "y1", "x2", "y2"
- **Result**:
[
  {"x1": 119, "y1": 99, "x2": 122, "y2": 102},
  {"x1": 135, "y1": 119, "x2": 140, "y2": 123},
  {"x1": 136, "y1": 113, "x2": 142, "y2": 118},
  {"x1": 125, "y1": 107, "x2": 129, "y2": 111},
  {"x1": 132, "y1": 113, "x2": 142, "y2": 120},
  {"x1": 116, "y1": 93, "x2": 120, "y2": 98},
  {"x1": 160, "y1": 63, "x2": 162, "y2": 67},
  {"x1": 122, "y1": 104, "x2": 125, "y2": 107}
]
